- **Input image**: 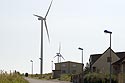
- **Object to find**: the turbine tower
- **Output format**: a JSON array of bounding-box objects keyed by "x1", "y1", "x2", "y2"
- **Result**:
[{"x1": 33, "y1": 0, "x2": 53, "y2": 74}]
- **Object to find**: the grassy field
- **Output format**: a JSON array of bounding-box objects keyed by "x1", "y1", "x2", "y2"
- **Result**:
[{"x1": 0, "y1": 72, "x2": 29, "y2": 83}]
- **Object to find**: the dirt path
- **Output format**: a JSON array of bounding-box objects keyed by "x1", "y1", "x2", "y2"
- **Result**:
[{"x1": 25, "y1": 77, "x2": 72, "y2": 83}]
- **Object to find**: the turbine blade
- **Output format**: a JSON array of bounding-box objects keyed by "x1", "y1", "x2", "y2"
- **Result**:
[
  {"x1": 33, "y1": 14, "x2": 42, "y2": 18},
  {"x1": 45, "y1": 0, "x2": 53, "y2": 18},
  {"x1": 44, "y1": 20, "x2": 50, "y2": 43},
  {"x1": 54, "y1": 55, "x2": 57, "y2": 58},
  {"x1": 59, "y1": 42, "x2": 61, "y2": 53},
  {"x1": 60, "y1": 54, "x2": 65, "y2": 60}
]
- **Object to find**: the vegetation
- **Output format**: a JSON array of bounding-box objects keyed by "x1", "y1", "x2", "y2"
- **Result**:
[
  {"x1": 84, "y1": 73, "x2": 118, "y2": 83},
  {"x1": 0, "y1": 71, "x2": 29, "y2": 83},
  {"x1": 83, "y1": 63, "x2": 118, "y2": 83},
  {"x1": 59, "y1": 74, "x2": 71, "y2": 81}
]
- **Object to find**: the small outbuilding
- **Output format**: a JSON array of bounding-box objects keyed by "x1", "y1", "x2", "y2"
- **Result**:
[{"x1": 52, "y1": 61, "x2": 83, "y2": 78}]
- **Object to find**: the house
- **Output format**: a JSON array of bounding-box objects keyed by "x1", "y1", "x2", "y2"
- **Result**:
[
  {"x1": 52, "y1": 61, "x2": 83, "y2": 78},
  {"x1": 112, "y1": 56, "x2": 125, "y2": 83},
  {"x1": 90, "y1": 47, "x2": 117, "y2": 73},
  {"x1": 89, "y1": 47, "x2": 125, "y2": 73},
  {"x1": 89, "y1": 47, "x2": 125, "y2": 83}
]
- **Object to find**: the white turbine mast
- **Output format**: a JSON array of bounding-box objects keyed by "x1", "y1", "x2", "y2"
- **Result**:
[{"x1": 33, "y1": 0, "x2": 53, "y2": 74}]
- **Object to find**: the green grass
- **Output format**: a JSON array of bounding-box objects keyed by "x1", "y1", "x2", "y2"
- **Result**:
[
  {"x1": 0, "y1": 72, "x2": 29, "y2": 83},
  {"x1": 59, "y1": 74, "x2": 71, "y2": 81},
  {"x1": 84, "y1": 73, "x2": 117, "y2": 83}
]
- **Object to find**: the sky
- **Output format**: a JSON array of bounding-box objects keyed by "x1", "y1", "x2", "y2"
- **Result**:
[{"x1": 0, "y1": 0, "x2": 125, "y2": 74}]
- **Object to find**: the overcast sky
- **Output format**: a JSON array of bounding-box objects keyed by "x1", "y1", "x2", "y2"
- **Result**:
[{"x1": 0, "y1": 0, "x2": 125, "y2": 74}]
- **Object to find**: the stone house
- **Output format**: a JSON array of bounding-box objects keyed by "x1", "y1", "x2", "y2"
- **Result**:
[
  {"x1": 52, "y1": 61, "x2": 83, "y2": 78},
  {"x1": 89, "y1": 47, "x2": 125, "y2": 83}
]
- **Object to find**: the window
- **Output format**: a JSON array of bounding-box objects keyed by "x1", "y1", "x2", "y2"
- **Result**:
[
  {"x1": 62, "y1": 64, "x2": 66, "y2": 67},
  {"x1": 107, "y1": 57, "x2": 112, "y2": 62},
  {"x1": 72, "y1": 64, "x2": 76, "y2": 67},
  {"x1": 93, "y1": 67, "x2": 96, "y2": 72}
]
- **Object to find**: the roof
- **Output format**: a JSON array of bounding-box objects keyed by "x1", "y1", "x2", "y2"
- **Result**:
[
  {"x1": 55, "y1": 61, "x2": 82, "y2": 64},
  {"x1": 90, "y1": 47, "x2": 125, "y2": 65},
  {"x1": 90, "y1": 54, "x2": 102, "y2": 65},
  {"x1": 90, "y1": 47, "x2": 111, "y2": 65},
  {"x1": 112, "y1": 56, "x2": 125, "y2": 65},
  {"x1": 116, "y1": 52, "x2": 125, "y2": 59}
]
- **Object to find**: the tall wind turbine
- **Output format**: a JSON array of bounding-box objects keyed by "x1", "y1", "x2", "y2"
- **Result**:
[
  {"x1": 33, "y1": 0, "x2": 53, "y2": 74},
  {"x1": 54, "y1": 43, "x2": 65, "y2": 63}
]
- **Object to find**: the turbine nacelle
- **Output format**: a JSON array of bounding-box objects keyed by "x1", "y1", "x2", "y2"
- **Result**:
[
  {"x1": 33, "y1": 13, "x2": 50, "y2": 42},
  {"x1": 33, "y1": 14, "x2": 43, "y2": 20},
  {"x1": 56, "y1": 53, "x2": 60, "y2": 55},
  {"x1": 38, "y1": 17, "x2": 46, "y2": 20},
  {"x1": 38, "y1": 17, "x2": 43, "y2": 20}
]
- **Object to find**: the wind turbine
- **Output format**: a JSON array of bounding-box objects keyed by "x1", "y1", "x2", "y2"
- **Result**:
[
  {"x1": 33, "y1": 0, "x2": 53, "y2": 74},
  {"x1": 54, "y1": 43, "x2": 65, "y2": 63}
]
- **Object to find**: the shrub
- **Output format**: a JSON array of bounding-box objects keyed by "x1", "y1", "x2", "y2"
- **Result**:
[
  {"x1": 84, "y1": 73, "x2": 117, "y2": 83},
  {"x1": 0, "y1": 72, "x2": 29, "y2": 83},
  {"x1": 59, "y1": 74, "x2": 71, "y2": 81}
]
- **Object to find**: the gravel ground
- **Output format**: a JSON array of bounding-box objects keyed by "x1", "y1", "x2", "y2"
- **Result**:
[{"x1": 25, "y1": 77, "x2": 72, "y2": 83}]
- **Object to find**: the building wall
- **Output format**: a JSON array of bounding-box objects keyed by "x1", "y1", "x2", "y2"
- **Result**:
[
  {"x1": 68, "y1": 62, "x2": 82, "y2": 74},
  {"x1": 52, "y1": 70, "x2": 61, "y2": 78},
  {"x1": 113, "y1": 61, "x2": 125, "y2": 83},
  {"x1": 55, "y1": 63, "x2": 61, "y2": 70},
  {"x1": 55, "y1": 61, "x2": 82, "y2": 74},
  {"x1": 118, "y1": 73, "x2": 125, "y2": 83},
  {"x1": 92, "y1": 49, "x2": 120, "y2": 73},
  {"x1": 61, "y1": 62, "x2": 69, "y2": 73},
  {"x1": 123, "y1": 64, "x2": 125, "y2": 83},
  {"x1": 123, "y1": 63, "x2": 125, "y2": 73}
]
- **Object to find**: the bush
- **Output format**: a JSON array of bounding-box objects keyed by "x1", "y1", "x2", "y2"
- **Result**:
[
  {"x1": 84, "y1": 73, "x2": 117, "y2": 83},
  {"x1": 59, "y1": 74, "x2": 71, "y2": 81}
]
